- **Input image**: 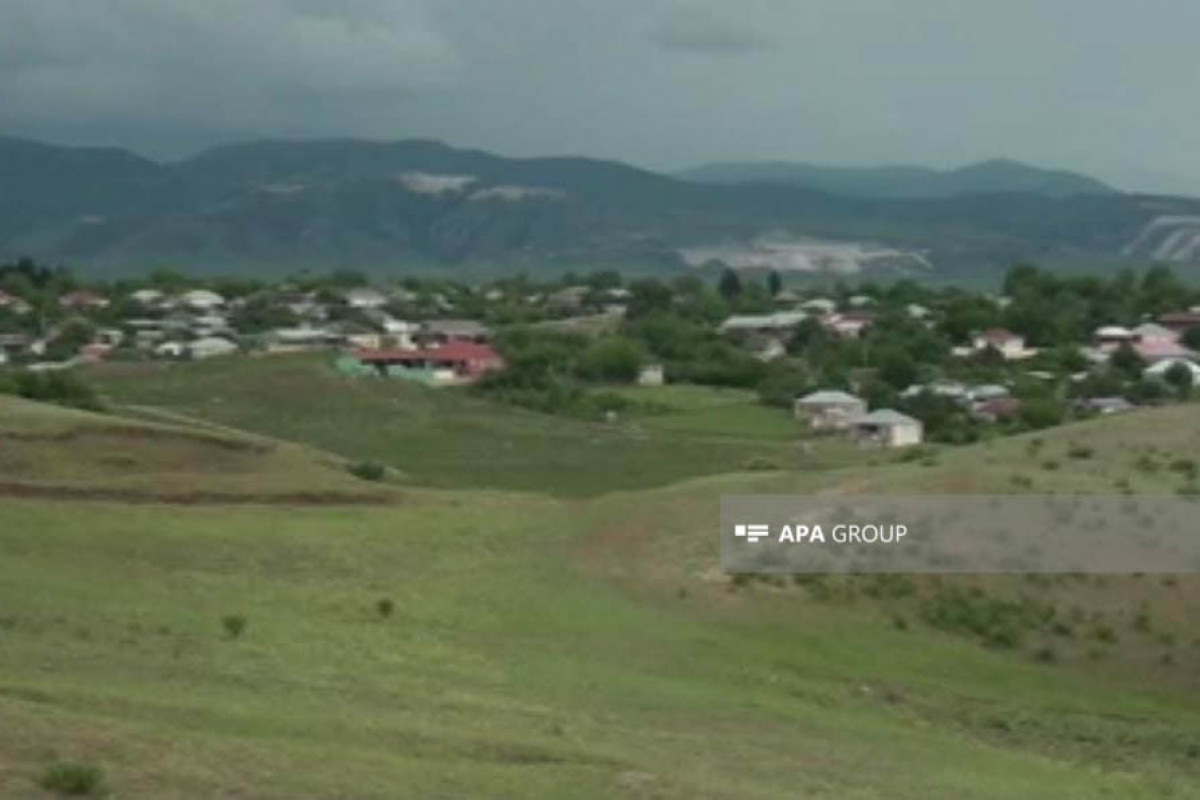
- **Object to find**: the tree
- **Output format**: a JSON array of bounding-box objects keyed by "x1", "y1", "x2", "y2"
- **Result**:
[
  {"x1": 1109, "y1": 342, "x2": 1144, "y2": 379},
  {"x1": 626, "y1": 279, "x2": 673, "y2": 319},
  {"x1": 767, "y1": 270, "x2": 782, "y2": 298},
  {"x1": 1164, "y1": 361, "x2": 1194, "y2": 400},
  {"x1": 718, "y1": 268, "x2": 743, "y2": 302},
  {"x1": 577, "y1": 337, "x2": 642, "y2": 383}
]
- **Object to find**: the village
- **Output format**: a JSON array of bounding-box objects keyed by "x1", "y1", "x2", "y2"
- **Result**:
[{"x1": 4, "y1": 260, "x2": 1200, "y2": 451}]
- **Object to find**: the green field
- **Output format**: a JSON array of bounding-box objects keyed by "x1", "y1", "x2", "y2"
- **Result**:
[
  {"x1": 86, "y1": 355, "x2": 857, "y2": 496},
  {"x1": 4, "y1": 482, "x2": 1200, "y2": 798},
  {"x1": 4, "y1": 371, "x2": 1200, "y2": 797}
]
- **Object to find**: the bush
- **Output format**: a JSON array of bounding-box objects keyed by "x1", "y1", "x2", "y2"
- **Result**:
[
  {"x1": 38, "y1": 762, "x2": 105, "y2": 796},
  {"x1": 376, "y1": 598, "x2": 395, "y2": 619},
  {"x1": 743, "y1": 456, "x2": 780, "y2": 471},
  {"x1": 347, "y1": 461, "x2": 386, "y2": 481},
  {"x1": 5, "y1": 369, "x2": 103, "y2": 411},
  {"x1": 1067, "y1": 444, "x2": 1095, "y2": 460},
  {"x1": 222, "y1": 614, "x2": 247, "y2": 639}
]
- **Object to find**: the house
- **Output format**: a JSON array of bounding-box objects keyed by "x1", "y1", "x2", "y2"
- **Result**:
[
  {"x1": 968, "y1": 384, "x2": 1010, "y2": 402},
  {"x1": 60, "y1": 291, "x2": 109, "y2": 311},
  {"x1": 342, "y1": 287, "x2": 389, "y2": 310},
  {"x1": 0, "y1": 333, "x2": 31, "y2": 357},
  {"x1": 130, "y1": 289, "x2": 166, "y2": 307},
  {"x1": 971, "y1": 328, "x2": 1027, "y2": 360},
  {"x1": 719, "y1": 311, "x2": 807, "y2": 335},
  {"x1": 154, "y1": 341, "x2": 188, "y2": 358},
  {"x1": 1093, "y1": 326, "x2": 1135, "y2": 349},
  {"x1": 179, "y1": 289, "x2": 226, "y2": 311},
  {"x1": 0, "y1": 290, "x2": 30, "y2": 314},
  {"x1": 824, "y1": 311, "x2": 873, "y2": 339},
  {"x1": 1079, "y1": 396, "x2": 1135, "y2": 415},
  {"x1": 266, "y1": 326, "x2": 342, "y2": 353},
  {"x1": 907, "y1": 303, "x2": 932, "y2": 320},
  {"x1": 794, "y1": 390, "x2": 867, "y2": 431},
  {"x1": 638, "y1": 363, "x2": 666, "y2": 387},
  {"x1": 1144, "y1": 358, "x2": 1200, "y2": 384},
  {"x1": 902, "y1": 381, "x2": 969, "y2": 404},
  {"x1": 355, "y1": 341, "x2": 504, "y2": 386},
  {"x1": 800, "y1": 297, "x2": 837, "y2": 316},
  {"x1": 1158, "y1": 312, "x2": 1200, "y2": 335},
  {"x1": 1131, "y1": 322, "x2": 1192, "y2": 362},
  {"x1": 972, "y1": 397, "x2": 1022, "y2": 422},
  {"x1": 547, "y1": 286, "x2": 590, "y2": 312},
  {"x1": 187, "y1": 336, "x2": 239, "y2": 360},
  {"x1": 419, "y1": 319, "x2": 492, "y2": 345},
  {"x1": 852, "y1": 409, "x2": 924, "y2": 448}
]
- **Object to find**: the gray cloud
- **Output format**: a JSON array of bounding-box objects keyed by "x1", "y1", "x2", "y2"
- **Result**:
[
  {"x1": 649, "y1": 3, "x2": 772, "y2": 55},
  {"x1": 1, "y1": 0, "x2": 1199, "y2": 194}
]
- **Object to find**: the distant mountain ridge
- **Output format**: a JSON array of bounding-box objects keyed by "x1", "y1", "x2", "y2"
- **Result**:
[
  {"x1": 677, "y1": 158, "x2": 1115, "y2": 199},
  {"x1": 2, "y1": 134, "x2": 1199, "y2": 280}
]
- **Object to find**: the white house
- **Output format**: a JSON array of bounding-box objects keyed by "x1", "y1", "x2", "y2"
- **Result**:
[
  {"x1": 719, "y1": 311, "x2": 807, "y2": 335},
  {"x1": 179, "y1": 289, "x2": 226, "y2": 311},
  {"x1": 187, "y1": 336, "x2": 239, "y2": 360},
  {"x1": 794, "y1": 390, "x2": 867, "y2": 431},
  {"x1": 971, "y1": 328, "x2": 1028, "y2": 360},
  {"x1": 852, "y1": 409, "x2": 924, "y2": 448},
  {"x1": 342, "y1": 288, "x2": 389, "y2": 310}
]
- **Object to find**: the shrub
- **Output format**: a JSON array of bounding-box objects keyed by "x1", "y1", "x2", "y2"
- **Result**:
[
  {"x1": 1169, "y1": 458, "x2": 1197, "y2": 475},
  {"x1": 892, "y1": 614, "x2": 909, "y2": 631},
  {"x1": 222, "y1": 614, "x2": 247, "y2": 639},
  {"x1": 347, "y1": 461, "x2": 386, "y2": 481},
  {"x1": 1067, "y1": 443, "x2": 1094, "y2": 460},
  {"x1": 38, "y1": 762, "x2": 105, "y2": 796},
  {"x1": 1033, "y1": 645, "x2": 1058, "y2": 664},
  {"x1": 743, "y1": 456, "x2": 780, "y2": 471},
  {"x1": 376, "y1": 598, "x2": 395, "y2": 619},
  {"x1": 1041, "y1": 460, "x2": 1060, "y2": 471}
]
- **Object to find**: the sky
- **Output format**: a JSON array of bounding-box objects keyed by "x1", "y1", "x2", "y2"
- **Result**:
[{"x1": 2, "y1": 0, "x2": 1199, "y2": 194}]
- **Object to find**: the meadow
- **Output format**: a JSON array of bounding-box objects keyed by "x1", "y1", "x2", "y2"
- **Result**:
[
  {"x1": 86, "y1": 355, "x2": 861, "y2": 496},
  {"x1": 3, "y1": 366, "x2": 1200, "y2": 796}
]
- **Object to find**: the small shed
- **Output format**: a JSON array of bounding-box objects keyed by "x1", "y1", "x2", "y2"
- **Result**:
[{"x1": 637, "y1": 363, "x2": 665, "y2": 387}]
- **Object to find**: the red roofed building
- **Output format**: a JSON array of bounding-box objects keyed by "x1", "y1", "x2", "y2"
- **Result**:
[{"x1": 355, "y1": 341, "x2": 504, "y2": 385}]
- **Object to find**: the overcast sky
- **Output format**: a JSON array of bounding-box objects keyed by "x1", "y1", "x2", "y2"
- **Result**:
[{"x1": 2, "y1": 0, "x2": 1198, "y2": 193}]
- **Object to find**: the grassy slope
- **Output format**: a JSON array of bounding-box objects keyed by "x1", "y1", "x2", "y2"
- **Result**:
[
  {"x1": 4, "y1": 387, "x2": 1200, "y2": 796},
  {"x1": 0, "y1": 394, "x2": 387, "y2": 501},
  {"x1": 87, "y1": 355, "x2": 855, "y2": 496},
  {"x1": 2, "y1": 491, "x2": 1199, "y2": 799}
]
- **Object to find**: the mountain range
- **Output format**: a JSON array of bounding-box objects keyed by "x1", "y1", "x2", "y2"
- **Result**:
[
  {"x1": 676, "y1": 158, "x2": 1115, "y2": 199},
  {"x1": 4, "y1": 134, "x2": 1200, "y2": 280}
]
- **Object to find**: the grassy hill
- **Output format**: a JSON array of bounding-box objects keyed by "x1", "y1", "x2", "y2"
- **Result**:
[
  {"x1": 0, "y1": 394, "x2": 390, "y2": 503},
  {"x1": 4, "y1": 379, "x2": 1200, "y2": 796},
  {"x1": 86, "y1": 355, "x2": 853, "y2": 497},
  {"x1": 2, "y1": 449, "x2": 1200, "y2": 795}
]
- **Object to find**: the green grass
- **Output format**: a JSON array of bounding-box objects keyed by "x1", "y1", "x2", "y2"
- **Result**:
[
  {"x1": 10, "y1": 367, "x2": 1200, "y2": 796},
  {"x1": 2, "y1": 490, "x2": 1199, "y2": 798},
  {"x1": 0, "y1": 395, "x2": 384, "y2": 501},
  {"x1": 86, "y1": 355, "x2": 844, "y2": 497}
]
